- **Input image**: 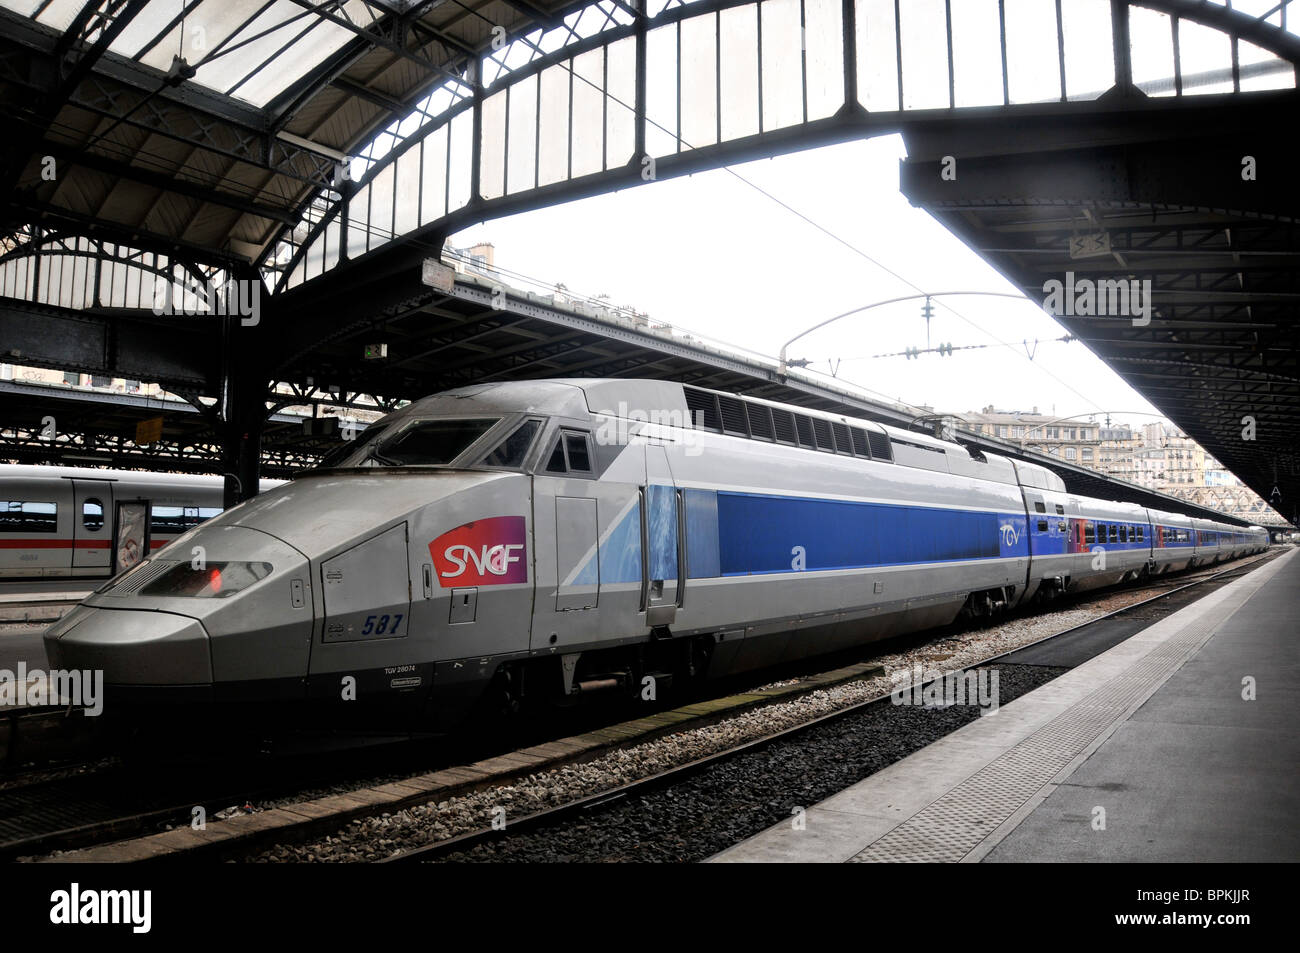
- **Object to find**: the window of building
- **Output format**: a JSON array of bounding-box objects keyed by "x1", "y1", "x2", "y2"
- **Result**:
[{"x1": 1065, "y1": 447, "x2": 1077, "y2": 460}]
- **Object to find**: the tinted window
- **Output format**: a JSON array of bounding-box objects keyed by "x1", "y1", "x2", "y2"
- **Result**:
[
  {"x1": 1, "y1": 501, "x2": 57, "y2": 533},
  {"x1": 565, "y1": 432, "x2": 591, "y2": 472},
  {"x1": 1084, "y1": 522, "x2": 1095, "y2": 543},
  {"x1": 482, "y1": 419, "x2": 540, "y2": 468},
  {"x1": 545, "y1": 440, "x2": 567, "y2": 473},
  {"x1": 316, "y1": 423, "x2": 388, "y2": 468},
  {"x1": 83, "y1": 499, "x2": 104, "y2": 532},
  {"x1": 378, "y1": 418, "x2": 498, "y2": 466},
  {"x1": 141, "y1": 561, "x2": 273, "y2": 598},
  {"x1": 151, "y1": 505, "x2": 221, "y2": 535},
  {"x1": 1034, "y1": 501, "x2": 1046, "y2": 513},
  {"x1": 1109, "y1": 525, "x2": 1118, "y2": 543}
]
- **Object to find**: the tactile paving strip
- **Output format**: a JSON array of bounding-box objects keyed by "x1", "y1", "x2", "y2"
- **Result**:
[{"x1": 850, "y1": 566, "x2": 1277, "y2": 863}]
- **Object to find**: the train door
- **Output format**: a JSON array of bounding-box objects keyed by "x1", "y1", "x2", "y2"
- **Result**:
[
  {"x1": 643, "y1": 445, "x2": 682, "y2": 627},
  {"x1": 70, "y1": 479, "x2": 113, "y2": 574},
  {"x1": 307, "y1": 522, "x2": 418, "y2": 699},
  {"x1": 113, "y1": 501, "x2": 150, "y2": 574},
  {"x1": 555, "y1": 496, "x2": 599, "y2": 610},
  {"x1": 529, "y1": 426, "x2": 604, "y2": 652}
]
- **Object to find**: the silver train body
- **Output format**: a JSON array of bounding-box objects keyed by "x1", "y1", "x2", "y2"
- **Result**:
[{"x1": 43, "y1": 380, "x2": 1269, "y2": 722}]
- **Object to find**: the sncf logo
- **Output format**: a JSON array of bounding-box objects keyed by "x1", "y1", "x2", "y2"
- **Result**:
[{"x1": 430, "y1": 516, "x2": 527, "y2": 587}]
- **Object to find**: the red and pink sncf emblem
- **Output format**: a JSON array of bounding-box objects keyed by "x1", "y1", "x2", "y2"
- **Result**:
[{"x1": 430, "y1": 516, "x2": 528, "y2": 587}]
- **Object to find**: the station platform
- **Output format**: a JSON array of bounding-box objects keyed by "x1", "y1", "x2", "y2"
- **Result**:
[{"x1": 712, "y1": 548, "x2": 1299, "y2": 863}]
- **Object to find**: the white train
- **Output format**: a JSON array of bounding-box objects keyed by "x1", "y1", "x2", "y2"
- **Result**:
[
  {"x1": 0, "y1": 465, "x2": 279, "y2": 579},
  {"x1": 40, "y1": 380, "x2": 1268, "y2": 727}
]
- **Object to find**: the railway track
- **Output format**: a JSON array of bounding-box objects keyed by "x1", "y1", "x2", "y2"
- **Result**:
[
  {"x1": 6, "y1": 550, "x2": 1279, "y2": 862},
  {"x1": 379, "y1": 554, "x2": 1277, "y2": 864}
]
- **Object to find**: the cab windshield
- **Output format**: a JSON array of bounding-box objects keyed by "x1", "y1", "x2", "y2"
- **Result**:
[
  {"x1": 368, "y1": 418, "x2": 500, "y2": 466},
  {"x1": 312, "y1": 415, "x2": 549, "y2": 471}
]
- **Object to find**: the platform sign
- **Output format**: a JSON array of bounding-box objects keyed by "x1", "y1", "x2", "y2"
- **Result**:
[
  {"x1": 421, "y1": 258, "x2": 455, "y2": 292},
  {"x1": 135, "y1": 416, "x2": 164, "y2": 445},
  {"x1": 1068, "y1": 232, "x2": 1111, "y2": 259}
]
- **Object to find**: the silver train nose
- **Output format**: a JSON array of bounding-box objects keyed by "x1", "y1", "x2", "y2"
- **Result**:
[{"x1": 44, "y1": 606, "x2": 212, "y2": 689}]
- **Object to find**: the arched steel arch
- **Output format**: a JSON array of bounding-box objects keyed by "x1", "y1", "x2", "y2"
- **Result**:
[{"x1": 273, "y1": 0, "x2": 1300, "y2": 295}]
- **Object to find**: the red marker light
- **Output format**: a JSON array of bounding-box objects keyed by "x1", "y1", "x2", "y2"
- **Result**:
[{"x1": 207, "y1": 567, "x2": 222, "y2": 593}]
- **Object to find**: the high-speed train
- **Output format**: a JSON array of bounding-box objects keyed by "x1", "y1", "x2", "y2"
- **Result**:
[
  {"x1": 42, "y1": 380, "x2": 1269, "y2": 725},
  {"x1": 0, "y1": 465, "x2": 280, "y2": 579}
]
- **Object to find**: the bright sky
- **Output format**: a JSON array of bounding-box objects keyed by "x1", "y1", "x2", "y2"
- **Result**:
[{"x1": 449, "y1": 133, "x2": 1167, "y2": 430}]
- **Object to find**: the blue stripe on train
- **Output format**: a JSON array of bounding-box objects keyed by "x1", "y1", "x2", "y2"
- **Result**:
[{"x1": 685, "y1": 489, "x2": 1027, "y2": 578}]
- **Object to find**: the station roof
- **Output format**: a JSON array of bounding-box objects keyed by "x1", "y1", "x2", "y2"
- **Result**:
[
  {"x1": 898, "y1": 91, "x2": 1300, "y2": 529},
  {"x1": 0, "y1": 0, "x2": 575, "y2": 269}
]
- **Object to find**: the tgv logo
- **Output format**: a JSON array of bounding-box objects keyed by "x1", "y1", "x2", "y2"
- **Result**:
[
  {"x1": 441, "y1": 543, "x2": 524, "y2": 578},
  {"x1": 430, "y1": 516, "x2": 528, "y2": 587}
]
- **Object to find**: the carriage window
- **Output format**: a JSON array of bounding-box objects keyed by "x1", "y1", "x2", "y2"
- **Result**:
[
  {"x1": 1055, "y1": 504, "x2": 1065, "y2": 515},
  {"x1": 1119, "y1": 526, "x2": 1127, "y2": 542},
  {"x1": 83, "y1": 499, "x2": 104, "y2": 532},
  {"x1": 1034, "y1": 501, "x2": 1046, "y2": 513},
  {"x1": 1084, "y1": 522, "x2": 1095, "y2": 543},
  {"x1": 1109, "y1": 525, "x2": 1118, "y2": 543},
  {"x1": 1, "y1": 501, "x2": 57, "y2": 533},
  {"x1": 1037, "y1": 520, "x2": 1049, "y2": 532}
]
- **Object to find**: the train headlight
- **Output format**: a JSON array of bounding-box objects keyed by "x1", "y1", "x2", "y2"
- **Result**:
[{"x1": 139, "y1": 561, "x2": 273, "y2": 599}]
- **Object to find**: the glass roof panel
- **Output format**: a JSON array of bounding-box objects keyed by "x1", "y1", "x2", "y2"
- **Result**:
[
  {"x1": 4, "y1": 0, "x2": 385, "y2": 109},
  {"x1": 218, "y1": 16, "x2": 359, "y2": 107},
  {"x1": 133, "y1": 0, "x2": 293, "y2": 77}
]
